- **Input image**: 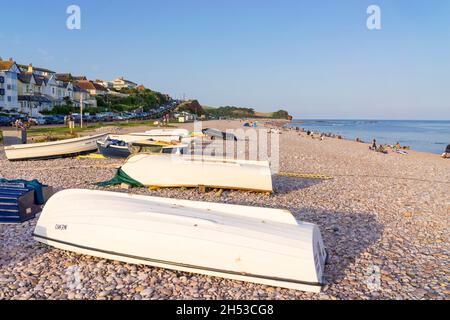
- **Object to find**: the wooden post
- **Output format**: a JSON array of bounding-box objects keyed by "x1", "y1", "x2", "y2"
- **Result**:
[{"x1": 80, "y1": 94, "x2": 83, "y2": 129}]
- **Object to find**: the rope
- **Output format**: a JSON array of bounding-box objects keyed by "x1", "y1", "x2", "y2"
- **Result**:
[
  {"x1": 278, "y1": 172, "x2": 334, "y2": 180},
  {"x1": 278, "y1": 172, "x2": 449, "y2": 184},
  {"x1": 332, "y1": 174, "x2": 450, "y2": 184}
]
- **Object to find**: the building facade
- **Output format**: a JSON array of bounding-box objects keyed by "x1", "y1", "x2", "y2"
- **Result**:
[
  {"x1": 17, "y1": 72, "x2": 52, "y2": 116},
  {"x1": 112, "y1": 77, "x2": 138, "y2": 91},
  {"x1": 0, "y1": 60, "x2": 20, "y2": 112}
]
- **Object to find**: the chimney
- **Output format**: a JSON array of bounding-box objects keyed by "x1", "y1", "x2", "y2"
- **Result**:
[{"x1": 27, "y1": 64, "x2": 33, "y2": 73}]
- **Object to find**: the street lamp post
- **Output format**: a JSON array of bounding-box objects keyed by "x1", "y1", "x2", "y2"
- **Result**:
[{"x1": 80, "y1": 94, "x2": 83, "y2": 129}]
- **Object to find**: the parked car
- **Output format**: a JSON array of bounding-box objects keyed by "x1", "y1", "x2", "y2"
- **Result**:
[
  {"x1": 54, "y1": 115, "x2": 65, "y2": 124},
  {"x1": 113, "y1": 115, "x2": 124, "y2": 121},
  {"x1": 28, "y1": 117, "x2": 47, "y2": 125},
  {"x1": 0, "y1": 116, "x2": 14, "y2": 127}
]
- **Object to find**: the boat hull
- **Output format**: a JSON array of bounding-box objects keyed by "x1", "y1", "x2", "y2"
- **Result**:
[
  {"x1": 108, "y1": 129, "x2": 189, "y2": 143},
  {"x1": 97, "y1": 139, "x2": 189, "y2": 158},
  {"x1": 33, "y1": 189, "x2": 327, "y2": 292},
  {"x1": 144, "y1": 129, "x2": 190, "y2": 138},
  {"x1": 4, "y1": 133, "x2": 108, "y2": 161},
  {"x1": 121, "y1": 154, "x2": 274, "y2": 192},
  {"x1": 202, "y1": 128, "x2": 238, "y2": 141},
  {"x1": 97, "y1": 141, "x2": 131, "y2": 159},
  {"x1": 108, "y1": 134, "x2": 183, "y2": 143}
]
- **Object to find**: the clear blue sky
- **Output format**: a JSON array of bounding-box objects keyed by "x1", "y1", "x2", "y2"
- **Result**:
[{"x1": 0, "y1": 0, "x2": 449, "y2": 119}]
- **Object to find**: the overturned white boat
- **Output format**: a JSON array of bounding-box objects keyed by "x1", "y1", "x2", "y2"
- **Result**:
[
  {"x1": 121, "y1": 154, "x2": 273, "y2": 192},
  {"x1": 33, "y1": 189, "x2": 327, "y2": 292},
  {"x1": 4, "y1": 133, "x2": 109, "y2": 161},
  {"x1": 108, "y1": 129, "x2": 190, "y2": 143},
  {"x1": 145, "y1": 129, "x2": 190, "y2": 139}
]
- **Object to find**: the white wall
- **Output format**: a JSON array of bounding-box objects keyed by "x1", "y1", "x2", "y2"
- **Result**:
[{"x1": 0, "y1": 67, "x2": 20, "y2": 112}]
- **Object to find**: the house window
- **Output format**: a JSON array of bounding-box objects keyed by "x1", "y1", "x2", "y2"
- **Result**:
[
  {"x1": 7, "y1": 84, "x2": 12, "y2": 90},
  {"x1": 8, "y1": 96, "x2": 12, "y2": 102}
]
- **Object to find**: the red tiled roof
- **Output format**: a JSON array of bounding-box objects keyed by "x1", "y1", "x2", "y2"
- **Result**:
[
  {"x1": 75, "y1": 80, "x2": 108, "y2": 92},
  {"x1": 0, "y1": 60, "x2": 16, "y2": 71},
  {"x1": 92, "y1": 82, "x2": 108, "y2": 91},
  {"x1": 74, "y1": 80, "x2": 96, "y2": 91}
]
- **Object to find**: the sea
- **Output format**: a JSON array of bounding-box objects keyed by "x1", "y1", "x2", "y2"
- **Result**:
[{"x1": 288, "y1": 120, "x2": 450, "y2": 154}]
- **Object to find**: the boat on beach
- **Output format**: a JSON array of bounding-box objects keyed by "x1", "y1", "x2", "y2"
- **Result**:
[
  {"x1": 97, "y1": 136, "x2": 189, "y2": 158},
  {"x1": 33, "y1": 189, "x2": 327, "y2": 292},
  {"x1": 107, "y1": 129, "x2": 190, "y2": 144},
  {"x1": 145, "y1": 128, "x2": 190, "y2": 140},
  {"x1": 120, "y1": 153, "x2": 273, "y2": 192},
  {"x1": 202, "y1": 128, "x2": 238, "y2": 141},
  {"x1": 4, "y1": 133, "x2": 109, "y2": 161}
]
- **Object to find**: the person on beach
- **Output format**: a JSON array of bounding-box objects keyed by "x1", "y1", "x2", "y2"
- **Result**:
[
  {"x1": 370, "y1": 139, "x2": 377, "y2": 150},
  {"x1": 442, "y1": 144, "x2": 450, "y2": 159},
  {"x1": 15, "y1": 119, "x2": 30, "y2": 144},
  {"x1": 66, "y1": 113, "x2": 75, "y2": 134}
]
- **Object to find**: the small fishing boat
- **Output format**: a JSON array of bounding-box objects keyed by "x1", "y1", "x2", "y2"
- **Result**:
[
  {"x1": 4, "y1": 133, "x2": 108, "y2": 161},
  {"x1": 120, "y1": 153, "x2": 273, "y2": 192},
  {"x1": 33, "y1": 189, "x2": 327, "y2": 292},
  {"x1": 97, "y1": 137, "x2": 188, "y2": 159},
  {"x1": 96, "y1": 138, "x2": 131, "y2": 158}
]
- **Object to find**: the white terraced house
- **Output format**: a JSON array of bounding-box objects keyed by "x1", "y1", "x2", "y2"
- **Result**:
[
  {"x1": 112, "y1": 77, "x2": 138, "y2": 90},
  {"x1": 17, "y1": 72, "x2": 52, "y2": 116},
  {"x1": 0, "y1": 59, "x2": 20, "y2": 113},
  {"x1": 14, "y1": 64, "x2": 76, "y2": 115}
]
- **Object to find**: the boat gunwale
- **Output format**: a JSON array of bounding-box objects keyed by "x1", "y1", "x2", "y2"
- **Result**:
[{"x1": 5, "y1": 149, "x2": 101, "y2": 161}]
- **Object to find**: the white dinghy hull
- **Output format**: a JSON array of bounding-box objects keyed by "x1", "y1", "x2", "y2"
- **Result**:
[
  {"x1": 108, "y1": 129, "x2": 190, "y2": 143},
  {"x1": 145, "y1": 129, "x2": 190, "y2": 138},
  {"x1": 4, "y1": 133, "x2": 109, "y2": 161},
  {"x1": 33, "y1": 189, "x2": 327, "y2": 292},
  {"x1": 121, "y1": 154, "x2": 274, "y2": 192}
]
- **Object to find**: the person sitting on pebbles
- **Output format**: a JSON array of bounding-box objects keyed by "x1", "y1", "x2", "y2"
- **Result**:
[
  {"x1": 442, "y1": 144, "x2": 450, "y2": 159},
  {"x1": 369, "y1": 139, "x2": 377, "y2": 151}
]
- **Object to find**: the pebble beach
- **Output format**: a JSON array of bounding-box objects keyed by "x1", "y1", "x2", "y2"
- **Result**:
[{"x1": 0, "y1": 120, "x2": 449, "y2": 300}]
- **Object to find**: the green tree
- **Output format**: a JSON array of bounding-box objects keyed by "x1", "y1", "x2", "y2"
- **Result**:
[{"x1": 272, "y1": 110, "x2": 290, "y2": 119}]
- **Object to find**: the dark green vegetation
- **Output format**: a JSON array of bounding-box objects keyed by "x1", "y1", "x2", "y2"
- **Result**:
[
  {"x1": 98, "y1": 88, "x2": 170, "y2": 113},
  {"x1": 176, "y1": 100, "x2": 205, "y2": 116},
  {"x1": 271, "y1": 110, "x2": 291, "y2": 119},
  {"x1": 204, "y1": 106, "x2": 255, "y2": 118},
  {"x1": 42, "y1": 88, "x2": 171, "y2": 115},
  {"x1": 204, "y1": 106, "x2": 291, "y2": 120}
]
